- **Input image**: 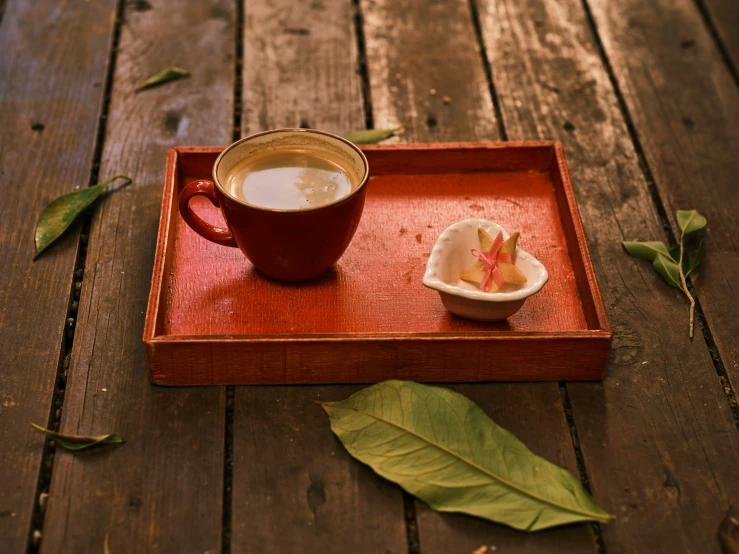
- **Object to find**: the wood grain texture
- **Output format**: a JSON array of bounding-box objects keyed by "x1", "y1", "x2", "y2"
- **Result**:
[
  {"x1": 0, "y1": 0, "x2": 117, "y2": 551},
  {"x1": 242, "y1": 0, "x2": 365, "y2": 135},
  {"x1": 587, "y1": 0, "x2": 739, "y2": 396},
  {"x1": 233, "y1": 386, "x2": 407, "y2": 552},
  {"x1": 231, "y1": 0, "x2": 408, "y2": 552},
  {"x1": 148, "y1": 335, "x2": 610, "y2": 385},
  {"x1": 363, "y1": 0, "x2": 498, "y2": 141},
  {"x1": 39, "y1": 1, "x2": 234, "y2": 552},
  {"x1": 702, "y1": 0, "x2": 739, "y2": 69},
  {"x1": 361, "y1": 0, "x2": 598, "y2": 550},
  {"x1": 475, "y1": 0, "x2": 739, "y2": 551}
]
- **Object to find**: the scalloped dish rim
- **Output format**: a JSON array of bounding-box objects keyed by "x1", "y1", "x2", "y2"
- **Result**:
[{"x1": 422, "y1": 219, "x2": 549, "y2": 303}]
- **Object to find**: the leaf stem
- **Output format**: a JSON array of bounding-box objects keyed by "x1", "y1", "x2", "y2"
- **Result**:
[{"x1": 677, "y1": 228, "x2": 695, "y2": 338}]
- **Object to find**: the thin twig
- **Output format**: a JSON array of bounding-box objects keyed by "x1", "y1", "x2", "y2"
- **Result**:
[{"x1": 677, "y1": 227, "x2": 695, "y2": 338}]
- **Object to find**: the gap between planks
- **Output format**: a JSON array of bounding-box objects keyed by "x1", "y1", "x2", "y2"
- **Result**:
[
  {"x1": 353, "y1": 3, "x2": 420, "y2": 551},
  {"x1": 558, "y1": 383, "x2": 607, "y2": 554},
  {"x1": 690, "y1": 0, "x2": 739, "y2": 87},
  {"x1": 222, "y1": 4, "x2": 244, "y2": 550},
  {"x1": 468, "y1": 0, "x2": 508, "y2": 141},
  {"x1": 221, "y1": 386, "x2": 235, "y2": 554},
  {"x1": 403, "y1": 492, "x2": 421, "y2": 554},
  {"x1": 576, "y1": 0, "x2": 739, "y2": 431},
  {"x1": 352, "y1": 0, "x2": 375, "y2": 130},
  {"x1": 25, "y1": 0, "x2": 128, "y2": 551},
  {"x1": 231, "y1": 0, "x2": 244, "y2": 144}
]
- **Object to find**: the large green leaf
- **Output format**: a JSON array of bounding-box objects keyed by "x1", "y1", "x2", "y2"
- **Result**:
[
  {"x1": 320, "y1": 380, "x2": 613, "y2": 531},
  {"x1": 34, "y1": 175, "x2": 131, "y2": 259},
  {"x1": 623, "y1": 240, "x2": 672, "y2": 262},
  {"x1": 653, "y1": 253, "x2": 682, "y2": 288},
  {"x1": 676, "y1": 209, "x2": 707, "y2": 234},
  {"x1": 31, "y1": 423, "x2": 123, "y2": 451}
]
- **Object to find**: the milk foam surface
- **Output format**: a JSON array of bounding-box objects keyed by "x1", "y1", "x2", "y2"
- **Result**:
[{"x1": 225, "y1": 148, "x2": 357, "y2": 210}]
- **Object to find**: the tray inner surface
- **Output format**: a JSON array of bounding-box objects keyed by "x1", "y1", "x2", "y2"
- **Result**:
[{"x1": 160, "y1": 161, "x2": 587, "y2": 338}]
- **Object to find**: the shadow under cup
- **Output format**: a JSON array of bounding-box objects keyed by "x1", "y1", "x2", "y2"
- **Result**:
[{"x1": 178, "y1": 129, "x2": 370, "y2": 282}]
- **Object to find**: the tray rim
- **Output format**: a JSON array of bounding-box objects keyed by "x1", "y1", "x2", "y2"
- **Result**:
[
  {"x1": 148, "y1": 331, "x2": 611, "y2": 342},
  {"x1": 143, "y1": 141, "x2": 612, "y2": 383},
  {"x1": 550, "y1": 141, "x2": 611, "y2": 337}
]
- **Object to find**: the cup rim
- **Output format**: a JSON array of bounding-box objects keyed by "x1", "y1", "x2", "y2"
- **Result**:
[{"x1": 211, "y1": 128, "x2": 370, "y2": 213}]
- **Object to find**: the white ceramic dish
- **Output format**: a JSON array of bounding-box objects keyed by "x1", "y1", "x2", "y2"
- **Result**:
[{"x1": 422, "y1": 219, "x2": 549, "y2": 321}]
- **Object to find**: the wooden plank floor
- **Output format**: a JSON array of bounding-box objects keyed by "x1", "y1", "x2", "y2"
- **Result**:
[
  {"x1": 0, "y1": 0, "x2": 737, "y2": 553},
  {"x1": 38, "y1": 2, "x2": 233, "y2": 552},
  {"x1": 0, "y1": 0, "x2": 119, "y2": 551}
]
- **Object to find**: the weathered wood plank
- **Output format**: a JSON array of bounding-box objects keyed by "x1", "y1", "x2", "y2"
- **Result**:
[
  {"x1": 475, "y1": 0, "x2": 739, "y2": 551},
  {"x1": 231, "y1": 1, "x2": 407, "y2": 552},
  {"x1": 702, "y1": 0, "x2": 739, "y2": 70},
  {"x1": 587, "y1": 0, "x2": 739, "y2": 397},
  {"x1": 361, "y1": 0, "x2": 598, "y2": 551},
  {"x1": 233, "y1": 386, "x2": 407, "y2": 552},
  {"x1": 0, "y1": 0, "x2": 118, "y2": 551},
  {"x1": 363, "y1": 0, "x2": 498, "y2": 141},
  {"x1": 242, "y1": 0, "x2": 365, "y2": 134},
  {"x1": 39, "y1": 1, "x2": 234, "y2": 552}
]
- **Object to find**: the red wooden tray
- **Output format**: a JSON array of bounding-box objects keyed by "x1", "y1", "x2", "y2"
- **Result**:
[{"x1": 143, "y1": 142, "x2": 611, "y2": 385}]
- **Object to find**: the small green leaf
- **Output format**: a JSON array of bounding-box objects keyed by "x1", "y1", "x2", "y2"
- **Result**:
[
  {"x1": 686, "y1": 240, "x2": 705, "y2": 277},
  {"x1": 135, "y1": 66, "x2": 190, "y2": 92},
  {"x1": 676, "y1": 209, "x2": 707, "y2": 234},
  {"x1": 34, "y1": 175, "x2": 131, "y2": 259},
  {"x1": 344, "y1": 122, "x2": 406, "y2": 144},
  {"x1": 623, "y1": 241, "x2": 672, "y2": 262},
  {"x1": 653, "y1": 253, "x2": 682, "y2": 289},
  {"x1": 321, "y1": 380, "x2": 613, "y2": 531},
  {"x1": 31, "y1": 423, "x2": 123, "y2": 451}
]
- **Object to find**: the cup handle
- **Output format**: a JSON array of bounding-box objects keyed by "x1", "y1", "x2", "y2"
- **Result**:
[{"x1": 178, "y1": 180, "x2": 238, "y2": 247}]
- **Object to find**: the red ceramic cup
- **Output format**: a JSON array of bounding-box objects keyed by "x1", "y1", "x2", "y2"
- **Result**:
[{"x1": 178, "y1": 129, "x2": 369, "y2": 282}]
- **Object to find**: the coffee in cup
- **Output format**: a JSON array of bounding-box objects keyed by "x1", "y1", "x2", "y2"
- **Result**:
[
  {"x1": 224, "y1": 147, "x2": 360, "y2": 210},
  {"x1": 178, "y1": 129, "x2": 369, "y2": 282}
]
